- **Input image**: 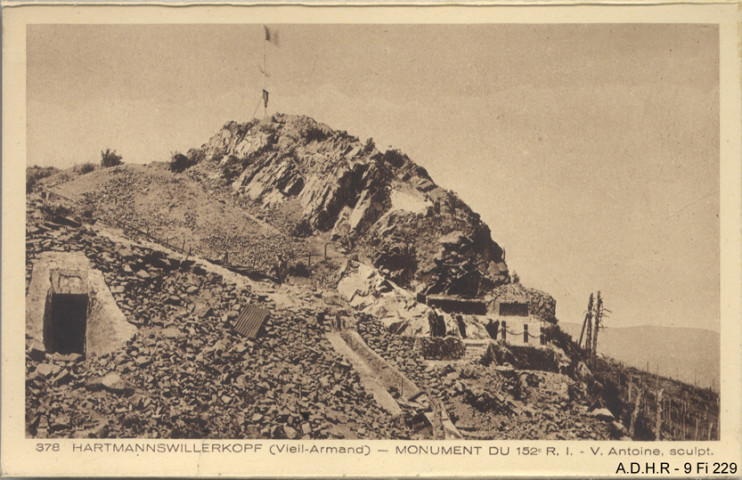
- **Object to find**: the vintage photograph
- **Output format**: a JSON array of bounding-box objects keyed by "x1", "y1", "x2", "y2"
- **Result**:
[{"x1": 24, "y1": 22, "x2": 720, "y2": 442}]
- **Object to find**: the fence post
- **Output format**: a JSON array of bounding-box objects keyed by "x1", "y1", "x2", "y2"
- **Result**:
[
  {"x1": 501, "y1": 321, "x2": 507, "y2": 343},
  {"x1": 523, "y1": 324, "x2": 528, "y2": 343},
  {"x1": 629, "y1": 388, "x2": 643, "y2": 438},
  {"x1": 655, "y1": 389, "x2": 663, "y2": 440},
  {"x1": 683, "y1": 400, "x2": 687, "y2": 438}
]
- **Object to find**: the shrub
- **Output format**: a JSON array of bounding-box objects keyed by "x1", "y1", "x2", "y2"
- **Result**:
[
  {"x1": 26, "y1": 166, "x2": 57, "y2": 193},
  {"x1": 41, "y1": 203, "x2": 72, "y2": 219},
  {"x1": 100, "y1": 148, "x2": 123, "y2": 167},
  {"x1": 170, "y1": 152, "x2": 195, "y2": 173},
  {"x1": 75, "y1": 162, "x2": 96, "y2": 174},
  {"x1": 288, "y1": 261, "x2": 311, "y2": 278},
  {"x1": 382, "y1": 149, "x2": 405, "y2": 168}
]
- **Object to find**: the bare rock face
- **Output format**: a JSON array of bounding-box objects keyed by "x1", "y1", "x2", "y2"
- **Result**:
[{"x1": 192, "y1": 114, "x2": 509, "y2": 297}]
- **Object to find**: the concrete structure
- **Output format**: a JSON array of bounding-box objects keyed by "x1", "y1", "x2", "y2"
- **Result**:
[
  {"x1": 423, "y1": 295, "x2": 487, "y2": 315},
  {"x1": 26, "y1": 252, "x2": 136, "y2": 357}
]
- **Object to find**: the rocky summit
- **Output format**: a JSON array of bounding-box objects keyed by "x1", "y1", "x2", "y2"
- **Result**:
[
  {"x1": 191, "y1": 114, "x2": 509, "y2": 297},
  {"x1": 25, "y1": 113, "x2": 718, "y2": 441}
]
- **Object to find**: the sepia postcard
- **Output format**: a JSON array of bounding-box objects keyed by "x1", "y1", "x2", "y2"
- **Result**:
[{"x1": 2, "y1": 1, "x2": 741, "y2": 478}]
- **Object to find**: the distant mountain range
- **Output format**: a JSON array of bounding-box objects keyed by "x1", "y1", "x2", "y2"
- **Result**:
[{"x1": 558, "y1": 322, "x2": 719, "y2": 391}]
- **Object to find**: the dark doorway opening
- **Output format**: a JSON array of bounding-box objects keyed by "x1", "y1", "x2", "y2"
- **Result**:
[
  {"x1": 499, "y1": 302, "x2": 529, "y2": 317},
  {"x1": 47, "y1": 293, "x2": 88, "y2": 355}
]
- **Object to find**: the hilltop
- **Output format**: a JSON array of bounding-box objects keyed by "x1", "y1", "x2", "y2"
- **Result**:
[
  {"x1": 25, "y1": 113, "x2": 718, "y2": 440},
  {"x1": 190, "y1": 114, "x2": 511, "y2": 298}
]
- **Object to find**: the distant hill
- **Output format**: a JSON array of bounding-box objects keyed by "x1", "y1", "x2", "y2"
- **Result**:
[{"x1": 558, "y1": 322, "x2": 719, "y2": 391}]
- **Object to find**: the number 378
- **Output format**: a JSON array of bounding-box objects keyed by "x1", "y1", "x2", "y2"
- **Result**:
[{"x1": 35, "y1": 443, "x2": 60, "y2": 452}]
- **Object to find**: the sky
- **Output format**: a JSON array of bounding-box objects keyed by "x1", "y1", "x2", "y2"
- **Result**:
[{"x1": 27, "y1": 24, "x2": 720, "y2": 332}]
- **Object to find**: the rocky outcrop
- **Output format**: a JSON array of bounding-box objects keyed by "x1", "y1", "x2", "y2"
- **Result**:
[
  {"x1": 190, "y1": 114, "x2": 509, "y2": 297},
  {"x1": 336, "y1": 260, "x2": 458, "y2": 337}
]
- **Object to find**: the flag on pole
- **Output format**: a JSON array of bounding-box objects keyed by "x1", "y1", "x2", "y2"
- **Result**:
[
  {"x1": 263, "y1": 25, "x2": 279, "y2": 47},
  {"x1": 262, "y1": 89, "x2": 270, "y2": 109}
]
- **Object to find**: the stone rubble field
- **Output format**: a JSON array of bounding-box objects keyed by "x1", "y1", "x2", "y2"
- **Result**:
[
  {"x1": 26, "y1": 195, "x2": 623, "y2": 440},
  {"x1": 26, "y1": 199, "x2": 418, "y2": 439}
]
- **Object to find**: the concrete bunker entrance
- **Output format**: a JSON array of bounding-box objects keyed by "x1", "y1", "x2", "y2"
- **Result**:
[
  {"x1": 46, "y1": 293, "x2": 88, "y2": 354},
  {"x1": 44, "y1": 269, "x2": 89, "y2": 355},
  {"x1": 27, "y1": 253, "x2": 137, "y2": 358}
]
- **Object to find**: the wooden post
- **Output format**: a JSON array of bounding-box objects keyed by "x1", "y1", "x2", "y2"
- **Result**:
[
  {"x1": 585, "y1": 315, "x2": 593, "y2": 356},
  {"x1": 655, "y1": 389, "x2": 663, "y2": 440},
  {"x1": 591, "y1": 291, "x2": 603, "y2": 365},
  {"x1": 501, "y1": 321, "x2": 507, "y2": 342},
  {"x1": 629, "y1": 389, "x2": 643, "y2": 438},
  {"x1": 656, "y1": 365, "x2": 659, "y2": 390},
  {"x1": 582, "y1": 293, "x2": 594, "y2": 353},
  {"x1": 523, "y1": 324, "x2": 529, "y2": 343}
]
